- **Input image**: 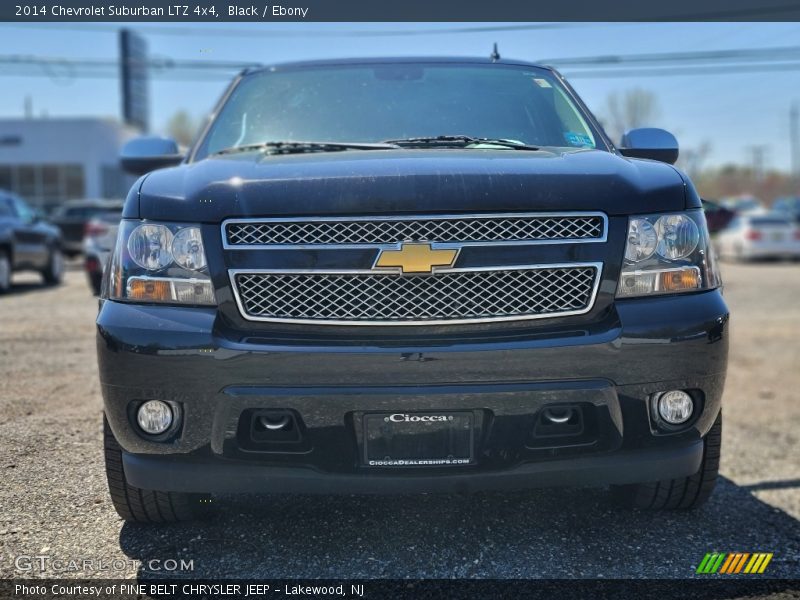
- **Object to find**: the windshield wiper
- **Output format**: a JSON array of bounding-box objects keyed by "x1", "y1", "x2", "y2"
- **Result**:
[
  {"x1": 381, "y1": 135, "x2": 540, "y2": 151},
  {"x1": 212, "y1": 141, "x2": 400, "y2": 156}
]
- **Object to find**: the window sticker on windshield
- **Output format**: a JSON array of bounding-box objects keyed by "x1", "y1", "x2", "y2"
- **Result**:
[
  {"x1": 532, "y1": 78, "x2": 552, "y2": 88},
  {"x1": 564, "y1": 132, "x2": 594, "y2": 147}
]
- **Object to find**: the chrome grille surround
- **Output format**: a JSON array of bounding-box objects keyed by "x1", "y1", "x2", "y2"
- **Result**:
[
  {"x1": 223, "y1": 212, "x2": 607, "y2": 249},
  {"x1": 229, "y1": 263, "x2": 603, "y2": 326}
]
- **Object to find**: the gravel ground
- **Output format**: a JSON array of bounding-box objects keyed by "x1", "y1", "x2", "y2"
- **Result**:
[{"x1": 0, "y1": 261, "x2": 799, "y2": 581}]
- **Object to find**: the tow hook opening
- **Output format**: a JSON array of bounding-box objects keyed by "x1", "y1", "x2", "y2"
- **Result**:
[
  {"x1": 533, "y1": 404, "x2": 585, "y2": 438},
  {"x1": 543, "y1": 407, "x2": 574, "y2": 424},
  {"x1": 258, "y1": 414, "x2": 292, "y2": 431},
  {"x1": 235, "y1": 409, "x2": 311, "y2": 452},
  {"x1": 251, "y1": 410, "x2": 300, "y2": 442}
]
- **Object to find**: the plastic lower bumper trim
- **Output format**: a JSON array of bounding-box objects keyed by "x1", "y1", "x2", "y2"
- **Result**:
[{"x1": 122, "y1": 440, "x2": 703, "y2": 495}]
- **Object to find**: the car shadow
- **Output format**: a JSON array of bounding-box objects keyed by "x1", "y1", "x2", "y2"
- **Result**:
[
  {"x1": 1, "y1": 261, "x2": 83, "y2": 296},
  {"x1": 0, "y1": 281, "x2": 52, "y2": 296},
  {"x1": 720, "y1": 257, "x2": 800, "y2": 265},
  {"x1": 117, "y1": 476, "x2": 800, "y2": 580}
]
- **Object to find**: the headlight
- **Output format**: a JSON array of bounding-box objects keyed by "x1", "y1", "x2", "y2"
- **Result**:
[
  {"x1": 171, "y1": 226, "x2": 208, "y2": 270},
  {"x1": 127, "y1": 224, "x2": 174, "y2": 270},
  {"x1": 624, "y1": 218, "x2": 657, "y2": 262},
  {"x1": 105, "y1": 220, "x2": 216, "y2": 306},
  {"x1": 654, "y1": 214, "x2": 699, "y2": 260},
  {"x1": 617, "y1": 209, "x2": 721, "y2": 298}
]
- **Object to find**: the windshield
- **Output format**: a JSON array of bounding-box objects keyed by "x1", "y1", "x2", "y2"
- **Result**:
[{"x1": 194, "y1": 64, "x2": 602, "y2": 159}]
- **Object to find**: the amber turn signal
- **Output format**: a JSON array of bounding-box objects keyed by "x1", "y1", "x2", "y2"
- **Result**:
[
  {"x1": 658, "y1": 268, "x2": 701, "y2": 292},
  {"x1": 125, "y1": 276, "x2": 216, "y2": 305},
  {"x1": 127, "y1": 278, "x2": 172, "y2": 301}
]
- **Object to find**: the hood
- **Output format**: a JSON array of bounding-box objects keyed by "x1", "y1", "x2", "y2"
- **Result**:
[{"x1": 129, "y1": 148, "x2": 689, "y2": 222}]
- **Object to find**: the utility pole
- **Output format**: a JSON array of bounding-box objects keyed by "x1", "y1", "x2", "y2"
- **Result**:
[
  {"x1": 748, "y1": 145, "x2": 767, "y2": 182},
  {"x1": 791, "y1": 102, "x2": 799, "y2": 187}
]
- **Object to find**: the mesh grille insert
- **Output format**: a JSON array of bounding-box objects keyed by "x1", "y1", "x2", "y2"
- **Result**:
[
  {"x1": 233, "y1": 266, "x2": 599, "y2": 324},
  {"x1": 225, "y1": 215, "x2": 605, "y2": 246}
]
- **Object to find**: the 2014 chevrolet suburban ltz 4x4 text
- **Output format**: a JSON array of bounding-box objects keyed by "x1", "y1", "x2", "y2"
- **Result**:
[{"x1": 97, "y1": 57, "x2": 728, "y2": 522}]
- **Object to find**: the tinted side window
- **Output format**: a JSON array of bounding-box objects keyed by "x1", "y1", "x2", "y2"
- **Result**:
[
  {"x1": 65, "y1": 207, "x2": 95, "y2": 218},
  {"x1": 0, "y1": 197, "x2": 16, "y2": 218},
  {"x1": 12, "y1": 197, "x2": 34, "y2": 222}
]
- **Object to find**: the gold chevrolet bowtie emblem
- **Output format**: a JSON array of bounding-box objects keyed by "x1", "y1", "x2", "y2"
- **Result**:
[{"x1": 374, "y1": 243, "x2": 459, "y2": 274}]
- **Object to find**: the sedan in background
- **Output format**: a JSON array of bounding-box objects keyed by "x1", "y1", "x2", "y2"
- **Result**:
[
  {"x1": 716, "y1": 214, "x2": 800, "y2": 261},
  {"x1": 773, "y1": 197, "x2": 800, "y2": 223},
  {"x1": 0, "y1": 189, "x2": 63, "y2": 293},
  {"x1": 83, "y1": 212, "x2": 121, "y2": 295},
  {"x1": 51, "y1": 200, "x2": 124, "y2": 257}
]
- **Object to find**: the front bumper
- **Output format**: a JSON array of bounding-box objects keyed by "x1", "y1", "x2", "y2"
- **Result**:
[
  {"x1": 123, "y1": 440, "x2": 702, "y2": 494},
  {"x1": 97, "y1": 290, "x2": 728, "y2": 493}
]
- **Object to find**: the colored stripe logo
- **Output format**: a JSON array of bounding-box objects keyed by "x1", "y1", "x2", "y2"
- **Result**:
[{"x1": 697, "y1": 552, "x2": 773, "y2": 574}]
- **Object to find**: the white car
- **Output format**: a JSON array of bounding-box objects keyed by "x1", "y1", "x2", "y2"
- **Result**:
[
  {"x1": 716, "y1": 214, "x2": 800, "y2": 261},
  {"x1": 720, "y1": 196, "x2": 765, "y2": 215}
]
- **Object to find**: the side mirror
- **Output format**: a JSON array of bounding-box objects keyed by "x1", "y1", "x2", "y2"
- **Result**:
[
  {"x1": 120, "y1": 136, "x2": 184, "y2": 175},
  {"x1": 619, "y1": 128, "x2": 679, "y2": 165}
]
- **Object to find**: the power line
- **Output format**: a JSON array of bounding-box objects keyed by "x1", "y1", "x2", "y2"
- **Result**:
[
  {"x1": 0, "y1": 54, "x2": 257, "y2": 71},
  {"x1": 6, "y1": 45, "x2": 800, "y2": 72},
  {"x1": 1, "y1": 22, "x2": 593, "y2": 38},
  {"x1": 563, "y1": 62, "x2": 800, "y2": 78},
  {"x1": 0, "y1": 54, "x2": 254, "y2": 82},
  {"x1": 791, "y1": 102, "x2": 799, "y2": 180},
  {"x1": 6, "y1": 46, "x2": 800, "y2": 83},
  {"x1": 0, "y1": 70, "x2": 233, "y2": 82},
  {"x1": 539, "y1": 45, "x2": 800, "y2": 67}
]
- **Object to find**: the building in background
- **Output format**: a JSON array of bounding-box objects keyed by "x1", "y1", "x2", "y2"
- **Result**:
[{"x1": 0, "y1": 117, "x2": 139, "y2": 213}]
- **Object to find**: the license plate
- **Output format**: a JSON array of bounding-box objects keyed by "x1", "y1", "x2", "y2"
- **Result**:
[
  {"x1": 363, "y1": 411, "x2": 474, "y2": 467},
  {"x1": 772, "y1": 232, "x2": 784, "y2": 242}
]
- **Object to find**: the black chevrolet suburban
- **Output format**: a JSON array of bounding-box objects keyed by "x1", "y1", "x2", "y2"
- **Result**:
[{"x1": 97, "y1": 58, "x2": 728, "y2": 522}]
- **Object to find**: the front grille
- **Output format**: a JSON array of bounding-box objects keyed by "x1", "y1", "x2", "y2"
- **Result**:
[
  {"x1": 224, "y1": 213, "x2": 606, "y2": 247},
  {"x1": 232, "y1": 265, "x2": 600, "y2": 325}
]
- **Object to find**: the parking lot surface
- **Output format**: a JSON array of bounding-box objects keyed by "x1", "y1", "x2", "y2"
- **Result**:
[{"x1": 1, "y1": 262, "x2": 798, "y2": 579}]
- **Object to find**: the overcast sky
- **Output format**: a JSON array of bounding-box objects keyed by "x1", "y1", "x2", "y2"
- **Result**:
[{"x1": 1, "y1": 22, "x2": 799, "y2": 171}]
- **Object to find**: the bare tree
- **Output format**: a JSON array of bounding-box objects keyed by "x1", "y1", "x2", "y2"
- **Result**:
[
  {"x1": 165, "y1": 110, "x2": 197, "y2": 148},
  {"x1": 677, "y1": 141, "x2": 712, "y2": 179},
  {"x1": 601, "y1": 88, "x2": 661, "y2": 144}
]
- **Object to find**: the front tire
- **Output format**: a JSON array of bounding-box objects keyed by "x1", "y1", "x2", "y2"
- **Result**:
[
  {"x1": 0, "y1": 249, "x2": 10, "y2": 293},
  {"x1": 42, "y1": 246, "x2": 64, "y2": 286},
  {"x1": 88, "y1": 271, "x2": 103, "y2": 296},
  {"x1": 612, "y1": 414, "x2": 721, "y2": 510},
  {"x1": 103, "y1": 416, "x2": 212, "y2": 523}
]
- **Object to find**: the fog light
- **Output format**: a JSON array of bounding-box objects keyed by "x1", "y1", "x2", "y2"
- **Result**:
[
  {"x1": 657, "y1": 390, "x2": 694, "y2": 425},
  {"x1": 136, "y1": 400, "x2": 173, "y2": 435}
]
